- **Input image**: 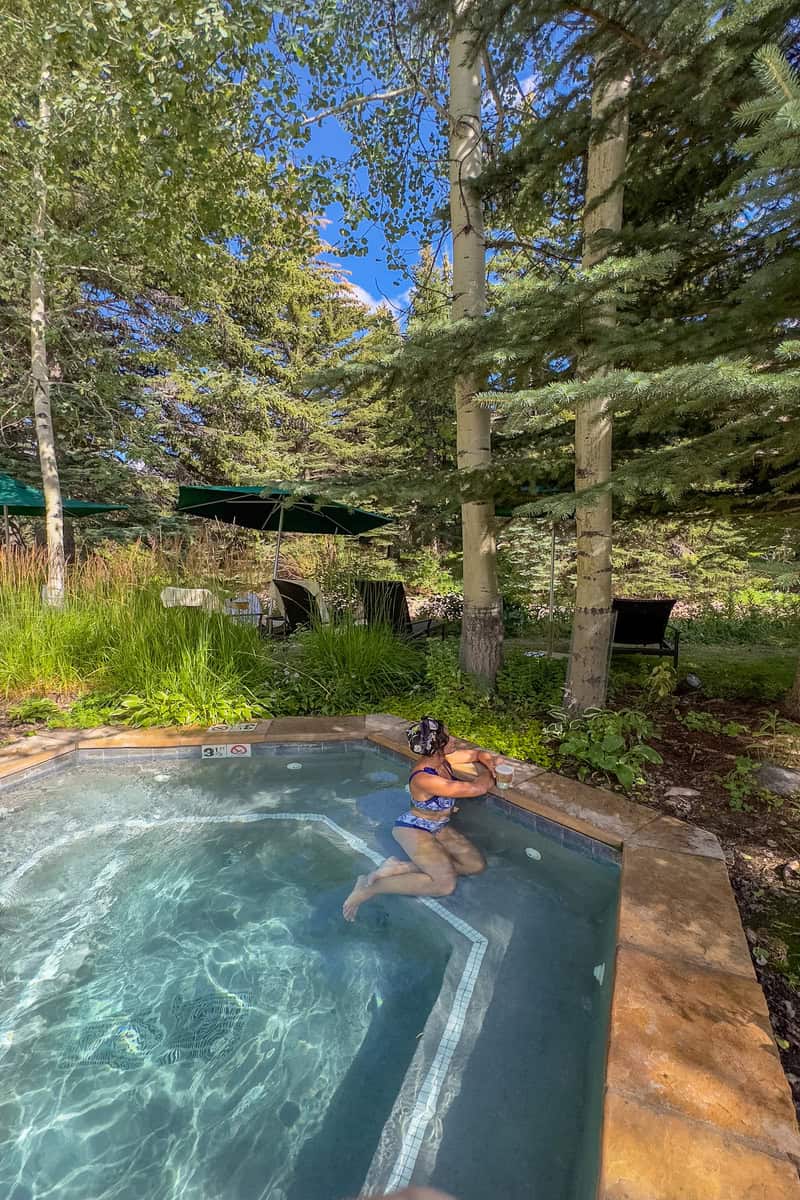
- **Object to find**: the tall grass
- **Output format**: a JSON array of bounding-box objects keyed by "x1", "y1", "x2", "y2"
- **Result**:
[
  {"x1": 0, "y1": 548, "x2": 274, "y2": 724},
  {"x1": 273, "y1": 621, "x2": 425, "y2": 715},
  {"x1": 0, "y1": 548, "x2": 429, "y2": 726}
]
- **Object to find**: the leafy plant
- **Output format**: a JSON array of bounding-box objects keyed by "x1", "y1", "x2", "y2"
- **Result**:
[
  {"x1": 679, "y1": 710, "x2": 748, "y2": 737},
  {"x1": 6, "y1": 696, "x2": 61, "y2": 723},
  {"x1": 715, "y1": 757, "x2": 777, "y2": 812},
  {"x1": 495, "y1": 651, "x2": 566, "y2": 715},
  {"x1": 756, "y1": 710, "x2": 798, "y2": 739},
  {"x1": 48, "y1": 694, "x2": 122, "y2": 729},
  {"x1": 644, "y1": 661, "x2": 677, "y2": 704},
  {"x1": 545, "y1": 707, "x2": 662, "y2": 790},
  {"x1": 110, "y1": 690, "x2": 271, "y2": 729},
  {"x1": 749, "y1": 711, "x2": 800, "y2": 771}
]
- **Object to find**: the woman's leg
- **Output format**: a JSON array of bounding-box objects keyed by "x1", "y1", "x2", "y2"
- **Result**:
[
  {"x1": 366, "y1": 856, "x2": 417, "y2": 885},
  {"x1": 434, "y1": 825, "x2": 486, "y2": 876},
  {"x1": 342, "y1": 827, "x2": 457, "y2": 921}
]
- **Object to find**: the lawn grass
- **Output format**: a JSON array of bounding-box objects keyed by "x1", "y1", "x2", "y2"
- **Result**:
[
  {"x1": 508, "y1": 637, "x2": 797, "y2": 704},
  {"x1": 678, "y1": 643, "x2": 796, "y2": 703}
]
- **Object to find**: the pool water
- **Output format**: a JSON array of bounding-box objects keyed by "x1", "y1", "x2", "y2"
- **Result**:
[{"x1": 0, "y1": 745, "x2": 619, "y2": 1200}]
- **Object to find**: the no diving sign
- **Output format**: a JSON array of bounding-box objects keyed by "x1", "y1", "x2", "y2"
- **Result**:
[{"x1": 201, "y1": 743, "x2": 252, "y2": 760}]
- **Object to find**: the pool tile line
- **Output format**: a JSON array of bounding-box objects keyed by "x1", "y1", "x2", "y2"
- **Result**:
[
  {"x1": 1, "y1": 717, "x2": 798, "y2": 1198},
  {"x1": 0, "y1": 802, "x2": 489, "y2": 1196},
  {"x1": 361, "y1": 721, "x2": 800, "y2": 1198},
  {"x1": 384, "y1": 929, "x2": 487, "y2": 1192}
]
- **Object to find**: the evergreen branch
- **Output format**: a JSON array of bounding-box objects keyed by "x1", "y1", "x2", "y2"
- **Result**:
[{"x1": 753, "y1": 43, "x2": 799, "y2": 104}]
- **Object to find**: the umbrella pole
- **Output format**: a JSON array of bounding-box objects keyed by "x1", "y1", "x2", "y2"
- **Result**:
[
  {"x1": 3, "y1": 505, "x2": 9, "y2": 554},
  {"x1": 272, "y1": 505, "x2": 285, "y2": 581},
  {"x1": 266, "y1": 506, "x2": 285, "y2": 625},
  {"x1": 547, "y1": 522, "x2": 556, "y2": 658}
]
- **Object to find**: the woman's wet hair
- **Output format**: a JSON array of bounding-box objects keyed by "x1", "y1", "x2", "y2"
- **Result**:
[{"x1": 406, "y1": 716, "x2": 449, "y2": 756}]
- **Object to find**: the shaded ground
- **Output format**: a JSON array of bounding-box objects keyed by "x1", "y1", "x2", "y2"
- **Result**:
[{"x1": 637, "y1": 698, "x2": 800, "y2": 1119}]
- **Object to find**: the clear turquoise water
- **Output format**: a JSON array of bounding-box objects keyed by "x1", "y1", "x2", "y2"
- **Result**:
[{"x1": 0, "y1": 746, "x2": 619, "y2": 1200}]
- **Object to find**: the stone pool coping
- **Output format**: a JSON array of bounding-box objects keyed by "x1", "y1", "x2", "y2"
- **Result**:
[{"x1": 1, "y1": 713, "x2": 799, "y2": 1198}]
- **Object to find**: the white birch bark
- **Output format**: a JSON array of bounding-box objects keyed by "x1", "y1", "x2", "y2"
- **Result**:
[
  {"x1": 30, "y1": 65, "x2": 66, "y2": 608},
  {"x1": 449, "y1": 0, "x2": 502, "y2": 687},
  {"x1": 565, "y1": 60, "x2": 632, "y2": 711}
]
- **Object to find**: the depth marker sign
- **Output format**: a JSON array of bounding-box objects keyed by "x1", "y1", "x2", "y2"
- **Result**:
[{"x1": 201, "y1": 743, "x2": 252, "y2": 759}]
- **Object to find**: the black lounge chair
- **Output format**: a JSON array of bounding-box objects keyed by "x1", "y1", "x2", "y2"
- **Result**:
[
  {"x1": 611, "y1": 597, "x2": 680, "y2": 667},
  {"x1": 267, "y1": 579, "x2": 322, "y2": 635},
  {"x1": 356, "y1": 580, "x2": 442, "y2": 640}
]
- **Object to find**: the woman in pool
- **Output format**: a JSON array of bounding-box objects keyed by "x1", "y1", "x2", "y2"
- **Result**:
[{"x1": 343, "y1": 717, "x2": 497, "y2": 921}]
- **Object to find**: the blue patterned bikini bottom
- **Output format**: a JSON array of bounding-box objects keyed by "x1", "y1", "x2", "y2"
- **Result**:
[{"x1": 394, "y1": 810, "x2": 450, "y2": 834}]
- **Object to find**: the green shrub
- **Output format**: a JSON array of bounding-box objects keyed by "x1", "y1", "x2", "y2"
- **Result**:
[
  {"x1": 545, "y1": 707, "x2": 662, "y2": 790},
  {"x1": 268, "y1": 622, "x2": 426, "y2": 716},
  {"x1": 715, "y1": 756, "x2": 780, "y2": 812},
  {"x1": 678, "y1": 710, "x2": 748, "y2": 737},
  {"x1": 48, "y1": 694, "x2": 121, "y2": 728},
  {"x1": 384, "y1": 641, "x2": 554, "y2": 767},
  {"x1": 109, "y1": 690, "x2": 270, "y2": 729},
  {"x1": 644, "y1": 661, "x2": 677, "y2": 704},
  {"x1": 496, "y1": 651, "x2": 566, "y2": 715}
]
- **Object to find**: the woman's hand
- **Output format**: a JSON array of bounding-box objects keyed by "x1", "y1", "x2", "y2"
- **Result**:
[{"x1": 476, "y1": 751, "x2": 499, "y2": 778}]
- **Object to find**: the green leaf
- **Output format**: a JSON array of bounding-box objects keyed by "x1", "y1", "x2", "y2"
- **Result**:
[{"x1": 614, "y1": 763, "x2": 636, "y2": 790}]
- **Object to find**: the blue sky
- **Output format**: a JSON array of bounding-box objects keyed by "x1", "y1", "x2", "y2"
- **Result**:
[
  {"x1": 304, "y1": 115, "x2": 424, "y2": 318},
  {"x1": 301, "y1": 69, "x2": 539, "y2": 319}
]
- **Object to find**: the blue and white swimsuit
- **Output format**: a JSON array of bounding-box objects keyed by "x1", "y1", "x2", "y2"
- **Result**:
[{"x1": 395, "y1": 763, "x2": 458, "y2": 833}]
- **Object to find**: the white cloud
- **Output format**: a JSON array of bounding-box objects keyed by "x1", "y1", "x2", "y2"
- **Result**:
[
  {"x1": 341, "y1": 281, "x2": 382, "y2": 312},
  {"x1": 339, "y1": 280, "x2": 415, "y2": 321}
]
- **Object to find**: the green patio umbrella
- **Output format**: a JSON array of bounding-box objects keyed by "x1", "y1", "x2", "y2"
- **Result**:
[
  {"x1": 176, "y1": 483, "x2": 393, "y2": 578},
  {"x1": 0, "y1": 472, "x2": 127, "y2": 551}
]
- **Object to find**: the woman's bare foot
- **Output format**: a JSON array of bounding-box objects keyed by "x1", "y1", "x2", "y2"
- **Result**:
[
  {"x1": 342, "y1": 875, "x2": 372, "y2": 922},
  {"x1": 366, "y1": 856, "x2": 412, "y2": 886}
]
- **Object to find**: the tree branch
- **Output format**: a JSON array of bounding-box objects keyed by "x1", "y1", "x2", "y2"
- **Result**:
[
  {"x1": 573, "y1": 6, "x2": 663, "y2": 59},
  {"x1": 386, "y1": 0, "x2": 449, "y2": 122},
  {"x1": 482, "y1": 47, "x2": 506, "y2": 151},
  {"x1": 302, "y1": 85, "x2": 415, "y2": 127}
]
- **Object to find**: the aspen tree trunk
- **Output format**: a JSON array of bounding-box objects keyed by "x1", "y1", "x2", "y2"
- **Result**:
[
  {"x1": 450, "y1": 1, "x2": 502, "y2": 687},
  {"x1": 564, "y1": 60, "x2": 631, "y2": 711},
  {"x1": 31, "y1": 66, "x2": 65, "y2": 608}
]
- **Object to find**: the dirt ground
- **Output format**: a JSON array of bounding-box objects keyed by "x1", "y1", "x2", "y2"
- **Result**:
[{"x1": 638, "y1": 698, "x2": 800, "y2": 1118}]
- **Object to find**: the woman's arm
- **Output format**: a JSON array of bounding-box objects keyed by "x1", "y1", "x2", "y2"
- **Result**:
[
  {"x1": 412, "y1": 766, "x2": 494, "y2": 800},
  {"x1": 448, "y1": 748, "x2": 499, "y2": 772}
]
